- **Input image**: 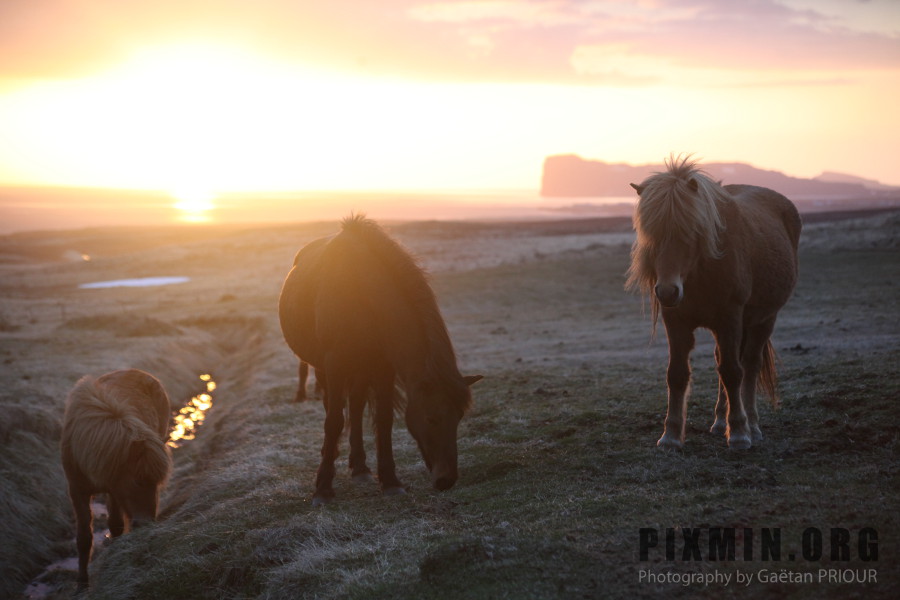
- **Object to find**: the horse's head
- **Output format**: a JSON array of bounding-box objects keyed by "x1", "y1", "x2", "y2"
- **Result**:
[
  {"x1": 406, "y1": 374, "x2": 482, "y2": 491},
  {"x1": 112, "y1": 439, "x2": 172, "y2": 528},
  {"x1": 627, "y1": 157, "x2": 726, "y2": 313},
  {"x1": 649, "y1": 232, "x2": 700, "y2": 309}
]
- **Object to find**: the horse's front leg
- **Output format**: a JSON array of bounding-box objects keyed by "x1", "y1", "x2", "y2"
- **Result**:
[
  {"x1": 313, "y1": 376, "x2": 344, "y2": 506},
  {"x1": 658, "y1": 319, "x2": 695, "y2": 450},
  {"x1": 348, "y1": 385, "x2": 374, "y2": 483},
  {"x1": 70, "y1": 487, "x2": 94, "y2": 588},
  {"x1": 715, "y1": 323, "x2": 752, "y2": 449},
  {"x1": 107, "y1": 493, "x2": 126, "y2": 537},
  {"x1": 374, "y1": 372, "x2": 405, "y2": 495}
]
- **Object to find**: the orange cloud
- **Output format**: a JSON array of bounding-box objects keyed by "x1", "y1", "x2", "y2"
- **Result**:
[{"x1": 2, "y1": 1, "x2": 895, "y2": 86}]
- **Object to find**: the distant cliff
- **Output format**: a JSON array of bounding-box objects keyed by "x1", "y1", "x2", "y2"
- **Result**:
[{"x1": 540, "y1": 155, "x2": 897, "y2": 199}]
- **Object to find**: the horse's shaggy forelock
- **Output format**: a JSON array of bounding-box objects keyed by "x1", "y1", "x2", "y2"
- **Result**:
[
  {"x1": 340, "y1": 215, "x2": 471, "y2": 413},
  {"x1": 63, "y1": 376, "x2": 171, "y2": 489},
  {"x1": 626, "y1": 155, "x2": 729, "y2": 325}
]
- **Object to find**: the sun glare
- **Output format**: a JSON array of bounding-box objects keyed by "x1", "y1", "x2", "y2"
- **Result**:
[
  {"x1": 171, "y1": 186, "x2": 216, "y2": 222},
  {"x1": 4, "y1": 34, "x2": 897, "y2": 197},
  {"x1": 0, "y1": 39, "x2": 573, "y2": 193}
]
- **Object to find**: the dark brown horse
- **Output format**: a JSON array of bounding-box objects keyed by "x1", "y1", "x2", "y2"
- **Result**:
[
  {"x1": 61, "y1": 369, "x2": 172, "y2": 587},
  {"x1": 279, "y1": 215, "x2": 481, "y2": 505},
  {"x1": 627, "y1": 156, "x2": 801, "y2": 450}
]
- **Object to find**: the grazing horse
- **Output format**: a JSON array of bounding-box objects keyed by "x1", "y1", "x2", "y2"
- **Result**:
[
  {"x1": 61, "y1": 369, "x2": 173, "y2": 587},
  {"x1": 279, "y1": 215, "x2": 482, "y2": 505},
  {"x1": 626, "y1": 156, "x2": 801, "y2": 450}
]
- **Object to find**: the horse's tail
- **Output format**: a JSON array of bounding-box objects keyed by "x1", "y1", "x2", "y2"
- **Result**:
[{"x1": 758, "y1": 341, "x2": 780, "y2": 409}]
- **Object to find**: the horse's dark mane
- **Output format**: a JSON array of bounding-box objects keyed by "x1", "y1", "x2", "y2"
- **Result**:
[{"x1": 340, "y1": 215, "x2": 470, "y2": 412}]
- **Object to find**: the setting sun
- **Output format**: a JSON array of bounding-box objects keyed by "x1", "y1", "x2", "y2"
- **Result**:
[{"x1": 171, "y1": 185, "x2": 216, "y2": 222}]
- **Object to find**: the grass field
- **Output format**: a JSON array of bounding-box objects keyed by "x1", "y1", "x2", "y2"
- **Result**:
[{"x1": 1, "y1": 210, "x2": 898, "y2": 599}]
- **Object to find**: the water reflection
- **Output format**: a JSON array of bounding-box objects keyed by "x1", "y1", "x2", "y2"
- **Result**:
[{"x1": 168, "y1": 374, "x2": 216, "y2": 447}]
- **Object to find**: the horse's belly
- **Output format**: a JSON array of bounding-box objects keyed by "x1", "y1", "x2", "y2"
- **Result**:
[
  {"x1": 749, "y1": 247, "x2": 798, "y2": 309},
  {"x1": 278, "y1": 271, "x2": 321, "y2": 365}
]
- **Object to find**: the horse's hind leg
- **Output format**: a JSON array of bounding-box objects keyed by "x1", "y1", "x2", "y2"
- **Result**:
[
  {"x1": 658, "y1": 321, "x2": 694, "y2": 450},
  {"x1": 711, "y1": 379, "x2": 728, "y2": 435},
  {"x1": 348, "y1": 384, "x2": 374, "y2": 483},
  {"x1": 710, "y1": 346, "x2": 727, "y2": 435},
  {"x1": 294, "y1": 361, "x2": 309, "y2": 402},
  {"x1": 741, "y1": 319, "x2": 778, "y2": 442}
]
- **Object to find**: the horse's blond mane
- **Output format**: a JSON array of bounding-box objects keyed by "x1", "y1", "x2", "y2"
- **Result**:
[
  {"x1": 63, "y1": 375, "x2": 172, "y2": 489},
  {"x1": 625, "y1": 155, "x2": 729, "y2": 325}
]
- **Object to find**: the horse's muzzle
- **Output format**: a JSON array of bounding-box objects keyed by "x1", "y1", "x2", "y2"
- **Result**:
[
  {"x1": 432, "y1": 465, "x2": 458, "y2": 491},
  {"x1": 433, "y1": 475, "x2": 456, "y2": 491},
  {"x1": 655, "y1": 283, "x2": 683, "y2": 307}
]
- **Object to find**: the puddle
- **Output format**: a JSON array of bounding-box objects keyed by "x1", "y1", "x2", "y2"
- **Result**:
[
  {"x1": 23, "y1": 374, "x2": 216, "y2": 597},
  {"x1": 168, "y1": 374, "x2": 216, "y2": 447},
  {"x1": 78, "y1": 276, "x2": 190, "y2": 289}
]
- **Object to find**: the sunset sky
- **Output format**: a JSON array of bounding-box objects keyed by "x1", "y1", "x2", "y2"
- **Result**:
[{"x1": 1, "y1": 0, "x2": 898, "y2": 200}]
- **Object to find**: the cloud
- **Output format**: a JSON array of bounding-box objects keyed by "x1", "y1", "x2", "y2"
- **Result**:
[
  {"x1": 1, "y1": 0, "x2": 897, "y2": 85},
  {"x1": 407, "y1": 0, "x2": 900, "y2": 84}
]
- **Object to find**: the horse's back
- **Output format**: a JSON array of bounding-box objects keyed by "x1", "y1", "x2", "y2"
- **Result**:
[
  {"x1": 95, "y1": 369, "x2": 170, "y2": 438},
  {"x1": 725, "y1": 184, "x2": 802, "y2": 250},
  {"x1": 279, "y1": 217, "x2": 428, "y2": 372},
  {"x1": 725, "y1": 184, "x2": 801, "y2": 309},
  {"x1": 65, "y1": 369, "x2": 168, "y2": 434},
  {"x1": 315, "y1": 220, "x2": 421, "y2": 354},
  {"x1": 62, "y1": 369, "x2": 170, "y2": 488}
]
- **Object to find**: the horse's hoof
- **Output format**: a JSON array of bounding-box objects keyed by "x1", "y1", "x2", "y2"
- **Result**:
[
  {"x1": 709, "y1": 420, "x2": 727, "y2": 436},
  {"x1": 727, "y1": 435, "x2": 752, "y2": 450},
  {"x1": 311, "y1": 494, "x2": 333, "y2": 507},
  {"x1": 656, "y1": 435, "x2": 683, "y2": 451},
  {"x1": 383, "y1": 486, "x2": 406, "y2": 497},
  {"x1": 352, "y1": 473, "x2": 375, "y2": 484},
  {"x1": 750, "y1": 427, "x2": 764, "y2": 442}
]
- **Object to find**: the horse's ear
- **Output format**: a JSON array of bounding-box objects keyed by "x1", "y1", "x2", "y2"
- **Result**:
[
  {"x1": 463, "y1": 375, "x2": 483, "y2": 387},
  {"x1": 687, "y1": 178, "x2": 699, "y2": 192},
  {"x1": 629, "y1": 183, "x2": 644, "y2": 195}
]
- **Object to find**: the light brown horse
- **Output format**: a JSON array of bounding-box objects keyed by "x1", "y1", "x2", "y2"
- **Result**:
[
  {"x1": 627, "y1": 156, "x2": 801, "y2": 450},
  {"x1": 279, "y1": 215, "x2": 481, "y2": 505},
  {"x1": 61, "y1": 369, "x2": 172, "y2": 587}
]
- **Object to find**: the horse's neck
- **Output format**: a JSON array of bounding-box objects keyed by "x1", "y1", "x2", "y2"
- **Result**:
[{"x1": 397, "y1": 324, "x2": 459, "y2": 386}]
